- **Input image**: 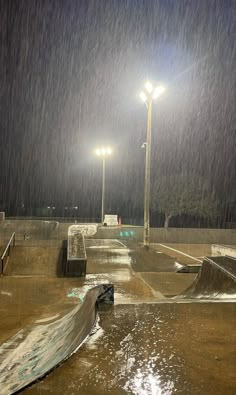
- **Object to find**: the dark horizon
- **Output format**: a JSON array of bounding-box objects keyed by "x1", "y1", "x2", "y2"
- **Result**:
[{"x1": 0, "y1": 0, "x2": 235, "y2": 224}]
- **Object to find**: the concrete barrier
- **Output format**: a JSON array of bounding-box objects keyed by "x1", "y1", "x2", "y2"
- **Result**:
[{"x1": 211, "y1": 244, "x2": 236, "y2": 258}]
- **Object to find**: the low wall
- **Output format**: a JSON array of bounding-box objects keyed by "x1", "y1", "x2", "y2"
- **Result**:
[
  {"x1": 1, "y1": 220, "x2": 236, "y2": 244},
  {"x1": 97, "y1": 227, "x2": 236, "y2": 245},
  {"x1": 150, "y1": 228, "x2": 236, "y2": 244},
  {"x1": 211, "y1": 244, "x2": 236, "y2": 258},
  {"x1": 0, "y1": 220, "x2": 98, "y2": 241},
  {"x1": 0, "y1": 220, "x2": 59, "y2": 240}
]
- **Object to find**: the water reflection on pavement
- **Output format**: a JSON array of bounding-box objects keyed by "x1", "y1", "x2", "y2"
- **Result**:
[{"x1": 25, "y1": 302, "x2": 236, "y2": 395}]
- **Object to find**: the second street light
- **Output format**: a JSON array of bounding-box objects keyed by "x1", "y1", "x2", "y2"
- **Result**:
[
  {"x1": 95, "y1": 147, "x2": 112, "y2": 224},
  {"x1": 140, "y1": 81, "x2": 166, "y2": 248}
]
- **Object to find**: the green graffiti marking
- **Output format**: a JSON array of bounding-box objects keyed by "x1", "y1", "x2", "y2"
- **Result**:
[{"x1": 119, "y1": 230, "x2": 136, "y2": 238}]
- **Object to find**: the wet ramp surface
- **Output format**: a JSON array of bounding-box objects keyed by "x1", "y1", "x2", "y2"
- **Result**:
[
  {"x1": 25, "y1": 302, "x2": 236, "y2": 395},
  {"x1": 0, "y1": 285, "x2": 113, "y2": 394},
  {"x1": 178, "y1": 256, "x2": 236, "y2": 299},
  {"x1": 85, "y1": 239, "x2": 126, "y2": 249},
  {"x1": 130, "y1": 247, "x2": 178, "y2": 272}
]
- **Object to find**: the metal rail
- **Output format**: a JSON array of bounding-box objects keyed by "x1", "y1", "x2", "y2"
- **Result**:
[{"x1": 1, "y1": 232, "x2": 15, "y2": 275}]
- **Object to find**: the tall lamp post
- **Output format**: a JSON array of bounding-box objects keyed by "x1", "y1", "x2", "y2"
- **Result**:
[
  {"x1": 95, "y1": 147, "x2": 112, "y2": 224},
  {"x1": 140, "y1": 81, "x2": 166, "y2": 248}
]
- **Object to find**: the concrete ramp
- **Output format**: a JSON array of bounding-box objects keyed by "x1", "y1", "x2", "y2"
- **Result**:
[
  {"x1": 177, "y1": 256, "x2": 236, "y2": 299},
  {"x1": 5, "y1": 240, "x2": 65, "y2": 277},
  {"x1": 0, "y1": 284, "x2": 114, "y2": 395}
]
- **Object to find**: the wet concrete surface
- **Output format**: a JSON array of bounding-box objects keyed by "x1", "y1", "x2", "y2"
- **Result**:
[
  {"x1": 0, "y1": 277, "x2": 81, "y2": 343},
  {"x1": 0, "y1": 240, "x2": 159, "y2": 344},
  {"x1": 138, "y1": 272, "x2": 197, "y2": 297},
  {"x1": 151, "y1": 243, "x2": 211, "y2": 265},
  {"x1": 0, "y1": 285, "x2": 113, "y2": 394},
  {"x1": 6, "y1": 240, "x2": 65, "y2": 277},
  {"x1": 24, "y1": 302, "x2": 236, "y2": 395},
  {"x1": 1, "y1": 237, "x2": 236, "y2": 394},
  {"x1": 211, "y1": 256, "x2": 236, "y2": 278},
  {"x1": 178, "y1": 256, "x2": 236, "y2": 300},
  {"x1": 85, "y1": 239, "x2": 126, "y2": 249},
  {"x1": 130, "y1": 246, "x2": 178, "y2": 272},
  {"x1": 155, "y1": 243, "x2": 212, "y2": 258},
  {"x1": 85, "y1": 242, "x2": 162, "y2": 301}
]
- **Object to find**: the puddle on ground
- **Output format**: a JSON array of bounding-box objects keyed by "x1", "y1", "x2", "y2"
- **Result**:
[{"x1": 25, "y1": 302, "x2": 236, "y2": 395}]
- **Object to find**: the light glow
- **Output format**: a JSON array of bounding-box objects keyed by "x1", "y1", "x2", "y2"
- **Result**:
[
  {"x1": 145, "y1": 81, "x2": 153, "y2": 93},
  {"x1": 140, "y1": 91, "x2": 147, "y2": 102},
  {"x1": 95, "y1": 147, "x2": 113, "y2": 157},
  {"x1": 152, "y1": 85, "x2": 166, "y2": 99}
]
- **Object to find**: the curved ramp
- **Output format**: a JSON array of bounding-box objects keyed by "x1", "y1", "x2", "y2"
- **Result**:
[
  {"x1": 0, "y1": 284, "x2": 113, "y2": 395},
  {"x1": 177, "y1": 256, "x2": 236, "y2": 299}
]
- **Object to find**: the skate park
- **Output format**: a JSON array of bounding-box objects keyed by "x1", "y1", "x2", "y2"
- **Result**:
[{"x1": 0, "y1": 219, "x2": 235, "y2": 394}]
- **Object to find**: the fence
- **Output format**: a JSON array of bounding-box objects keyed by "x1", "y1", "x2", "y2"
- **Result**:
[{"x1": 1, "y1": 232, "x2": 15, "y2": 275}]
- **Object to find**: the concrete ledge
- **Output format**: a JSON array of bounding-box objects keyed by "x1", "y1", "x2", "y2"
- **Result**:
[
  {"x1": 211, "y1": 244, "x2": 236, "y2": 258},
  {"x1": 0, "y1": 284, "x2": 114, "y2": 394},
  {"x1": 65, "y1": 225, "x2": 87, "y2": 277}
]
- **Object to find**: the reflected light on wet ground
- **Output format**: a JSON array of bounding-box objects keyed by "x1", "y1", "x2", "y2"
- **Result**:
[{"x1": 25, "y1": 302, "x2": 236, "y2": 395}]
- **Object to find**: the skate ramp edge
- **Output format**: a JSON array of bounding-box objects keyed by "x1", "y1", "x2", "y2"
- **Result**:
[
  {"x1": 176, "y1": 256, "x2": 236, "y2": 300},
  {"x1": 0, "y1": 284, "x2": 114, "y2": 395}
]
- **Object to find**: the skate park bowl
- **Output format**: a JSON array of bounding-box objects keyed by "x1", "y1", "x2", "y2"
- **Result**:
[
  {"x1": 0, "y1": 221, "x2": 236, "y2": 394},
  {"x1": 0, "y1": 284, "x2": 114, "y2": 394}
]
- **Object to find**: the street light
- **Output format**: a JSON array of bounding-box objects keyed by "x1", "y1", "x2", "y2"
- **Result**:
[
  {"x1": 139, "y1": 81, "x2": 166, "y2": 248},
  {"x1": 95, "y1": 146, "x2": 112, "y2": 224}
]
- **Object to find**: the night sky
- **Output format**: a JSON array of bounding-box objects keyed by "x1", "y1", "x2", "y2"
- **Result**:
[{"x1": 0, "y1": 0, "x2": 235, "y2": 222}]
